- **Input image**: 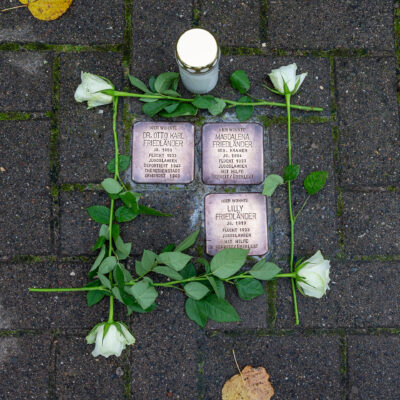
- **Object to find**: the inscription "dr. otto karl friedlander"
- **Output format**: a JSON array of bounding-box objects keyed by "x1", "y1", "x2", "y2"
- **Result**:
[
  {"x1": 205, "y1": 193, "x2": 268, "y2": 256},
  {"x1": 132, "y1": 122, "x2": 194, "y2": 184},
  {"x1": 202, "y1": 123, "x2": 264, "y2": 185}
]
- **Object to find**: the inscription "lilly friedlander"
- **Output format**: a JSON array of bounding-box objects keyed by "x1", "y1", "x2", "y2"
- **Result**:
[
  {"x1": 205, "y1": 193, "x2": 268, "y2": 256},
  {"x1": 132, "y1": 122, "x2": 194, "y2": 184},
  {"x1": 202, "y1": 123, "x2": 264, "y2": 185}
]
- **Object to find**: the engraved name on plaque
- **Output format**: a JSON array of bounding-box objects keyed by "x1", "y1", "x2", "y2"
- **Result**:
[
  {"x1": 202, "y1": 123, "x2": 264, "y2": 185},
  {"x1": 132, "y1": 122, "x2": 194, "y2": 184},
  {"x1": 205, "y1": 193, "x2": 268, "y2": 256}
]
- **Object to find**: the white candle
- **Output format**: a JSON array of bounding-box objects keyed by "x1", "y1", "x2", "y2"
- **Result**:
[{"x1": 175, "y1": 28, "x2": 220, "y2": 94}]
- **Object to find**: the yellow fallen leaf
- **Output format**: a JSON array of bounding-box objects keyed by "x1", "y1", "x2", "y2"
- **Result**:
[
  {"x1": 222, "y1": 365, "x2": 274, "y2": 400},
  {"x1": 19, "y1": 0, "x2": 73, "y2": 21}
]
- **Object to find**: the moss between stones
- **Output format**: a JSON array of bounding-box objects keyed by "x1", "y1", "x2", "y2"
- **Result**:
[
  {"x1": 266, "y1": 280, "x2": 277, "y2": 328},
  {"x1": 0, "y1": 43, "x2": 122, "y2": 52},
  {"x1": 258, "y1": 115, "x2": 331, "y2": 128},
  {"x1": 0, "y1": 112, "x2": 31, "y2": 121},
  {"x1": 221, "y1": 46, "x2": 263, "y2": 56}
]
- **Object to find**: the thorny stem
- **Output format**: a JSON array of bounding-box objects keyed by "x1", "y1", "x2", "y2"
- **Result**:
[
  {"x1": 103, "y1": 89, "x2": 324, "y2": 112},
  {"x1": 29, "y1": 272, "x2": 297, "y2": 293},
  {"x1": 286, "y1": 93, "x2": 299, "y2": 325}
]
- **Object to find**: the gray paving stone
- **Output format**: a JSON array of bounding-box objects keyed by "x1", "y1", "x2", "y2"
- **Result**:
[
  {"x1": 0, "y1": 52, "x2": 52, "y2": 111},
  {"x1": 348, "y1": 335, "x2": 400, "y2": 400},
  {"x1": 336, "y1": 57, "x2": 400, "y2": 186},
  {"x1": 59, "y1": 52, "x2": 124, "y2": 183},
  {"x1": 59, "y1": 189, "x2": 199, "y2": 256},
  {"x1": 59, "y1": 190, "x2": 108, "y2": 255},
  {"x1": 56, "y1": 335, "x2": 125, "y2": 400},
  {"x1": 0, "y1": 334, "x2": 51, "y2": 400},
  {"x1": 268, "y1": 0, "x2": 394, "y2": 50},
  {"x1": 275, "y1": 261, "x2": 400, "y2": 329},
  {"x1": 131, "y1": 0, "x2": 192, "y2": 79},
  {"x1": 211, "y1": 56, "x2": 331, "y2": 119},
  {"x1": 200, "y1": 0, "x2": 260, "y2": 46},
  {"x1": 0, "y1": 1, "x2": 124, "y2": 44},
  {"x1": 342, "y1": 191, "x2": 400, "y2": 256},
  {"x1": 0, "y1": 262, "x2": 114, "y2": 330},
  {"x1": 268, "y1": 123, "x2": 338, "y2": 258},
  {"x1": 130, "y1": 290, "x2": 200, "y2": 399},
  {"x1": 206, "y1": 284, "x2": 267, "y2": 330},
  {"x1": 122, "y1": 190, "x2": 201, "y2": 255},
  {"x1": 201, "y1": 333, "x2": 341, "y2": 399},
  {"x1": 0, "y1": 120, "x2": 51, "y2": 257}
]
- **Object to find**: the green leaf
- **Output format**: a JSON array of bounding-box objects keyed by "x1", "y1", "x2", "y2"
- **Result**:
[
  {"x1": 127, "y1": 302, "x2": 157, "y2": 315},
  {"x1": 126, "y1": 279, "x2": 158, "y2": 310},
  {"x1": 143, "y1": 100, "x2": 173, "y2": 117},
  {"x1": 99, "y1": 224, "x2": 109, "y2": 238},
  {"x1": 236, "y1": 278, "x2": 264, "y2": 300},
  {"x1": 192, "y1": 95, "x2": 216, "y2": 109},
  {"x1": 101, "y1": 178, "x2": 123, "y2": 194},
  {"x1": 129, "y1": 75, "x2": 151, "y2": 93},
  {"x1": 91, "y1": 236, "x2": 105, "y2": 252},
  {"x1": 208, "y1": 98, "x2": 226, "y2": 116},
  {"x1": 161, "y1": 243, "x2": 176, "y2": 253},
  {"x1": 185, "y1": 298, "x2": 207, "y2": 327},
  {"x1": 210, "y1": 248, "x2": 249, "y2": 279},
  {"x1": 114, "y1": 264, "x2": 125, "y2": 288},
  {"x1": 138, "y1": 205, "x2": 171, "y2": 217},
  {"x1": 115, "y1": 206, "x2": 138, "y2": 222},
  {"x1": 161, "y1": 89, "x2": 181, "y2": 97},
  {"x1": 111, "y1": 223, "x2": 120, "y2": 241},
  {"x1": 90, "y1": 245, "x2": 106, "y2": 272},
  {"x1": 180, "y1": 262, "x2": 197, "y2": 279},
  {"x1": 235, "y1": 95, "x2": 254, "y2": 122},
  {"x1": 175, "y1": 229, "x2": 200, "y2": 252},
  {"x1": 159, "y1": 103, "x2": 197, "y2": 118},
  {"x1": 202, "y1": 294, "x2": 240, "y2": 322},
  {"x1": 153, "y1": 266, "x2": 183, "y2": 281},
  {"x1": 230, "y1": 70, "x2": 250, "y2": 94},
  {"x1": 304, "y1": 171, "x2": 329, "y2": 195},
  {"x1": 154, "y1": 72, "x2": 180, "y2": 94},
  {"x1": 158, "y1": 252, "x2": 192, "y2": 271},
  {"x1": 142, "y1": 249, "x2": 157, "y2": 272},
  {"x1": 207, "y1": 276, "x2": 225, "y2": 299},
  {"x1": 163, "y1": 102, "x2": 180, "y2": 114},
  {"x1": 86, "y1": 290, "x2": 107, "y2": 307},
  {"x1": 119, "y1": 191, "x2": 140, "y2": 211},
  {"x1": 184, "y1": 282, "x2": 210, "y2": 300},
  {"x1": 249, "y1": 260, "x2": 281, "y2": 280},
  {"x1": 262, "y1": 174, "x2": 284, "y2": 196},
  {"x1": 283, "y1": 164, "x2": 300, "y2": 182},
  {"x1": 98, "y1": 256, "x2": 117, "y2": 274},
  {"x1": 197, "y1": 257, "x2": 210, "y2": 273},
  {"x1": 99, "y1": 274, "x2": 112, "y2": 289},
  {"x1": 87, "y1": 205, "x2": 110, "y2": 225},
  {"x1": 172, "y1": 76, "x2": 179, "y2": 91},
  {"x1": 115, "y1": 236, "x2": 131, "y2": 258},
  {"x1": 148, "y1": 76, "x2": 156, "y2": 92},
  {"x1": 107, "y1": 155, "x2": 131, "y2": 174}
]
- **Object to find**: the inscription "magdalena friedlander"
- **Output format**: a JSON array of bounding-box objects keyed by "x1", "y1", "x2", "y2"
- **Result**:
[{"x1": 202, "y1": 123, "x2": 264, "y2": 185}]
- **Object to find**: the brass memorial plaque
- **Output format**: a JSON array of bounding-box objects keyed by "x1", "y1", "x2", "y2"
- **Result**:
[
  {"x1": 205, "y1": 193, "x2": 268, "y2": 256},
  {"x1": 202, "y1": 123, "x2": 264, "y2": 185},
  {"x1": 132, "y1": 122, "x2": 195, "y2": 184}
]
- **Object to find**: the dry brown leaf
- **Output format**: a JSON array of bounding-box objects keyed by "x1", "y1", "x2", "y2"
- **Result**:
[
  {"x1": 222, "y1": 365, "x2": 274, "y2": 400},
  {"x1": 19, "y1": 0, "x2": 73, "y2": 21}
]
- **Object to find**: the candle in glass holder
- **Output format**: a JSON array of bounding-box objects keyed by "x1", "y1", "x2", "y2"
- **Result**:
[{"x1": 175, "y1": 28, "x2": 220, "y2": 94}]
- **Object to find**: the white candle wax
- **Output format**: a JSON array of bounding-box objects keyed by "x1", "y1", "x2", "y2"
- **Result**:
[{"x1": 175, "y1": 28, "x2": 220, "y2": 94}]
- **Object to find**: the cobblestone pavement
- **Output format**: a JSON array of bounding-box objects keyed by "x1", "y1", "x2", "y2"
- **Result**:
[{"x1": 1, "y1": 1, "x2": 399, "y2": 399}]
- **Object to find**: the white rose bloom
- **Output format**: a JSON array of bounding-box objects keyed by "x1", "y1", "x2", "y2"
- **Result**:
[
  {"x1": 74, "y1": 72, "x2": 113, "y2": 109},
  {"x1": 268, "y1": 63, "x2": 307, "y2": 95},
  {"x1": 297, "y1": 250, "x2": 330, "y2": 299},
  {"x1": 86, "y1": 322, "x2": 135, "y2": 358}
]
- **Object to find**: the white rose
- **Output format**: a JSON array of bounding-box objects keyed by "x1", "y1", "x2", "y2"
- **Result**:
[
  {"x1": 268, "y1": 63, "x2": 307, "y2": 95},
  {"x1": 74, "y1": 72, "x2": 113, "y2": 109},
  {"x1": 86, "y1": 322, "x2": 135, "y2": 358},
  {"x1": 296, "y1": 250, "x2": 331, "y2": 299}
]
